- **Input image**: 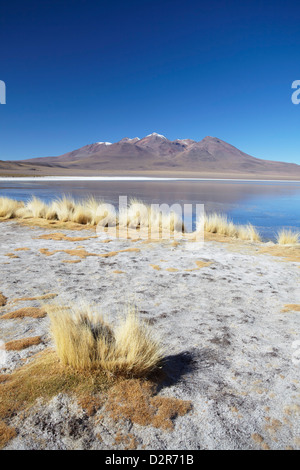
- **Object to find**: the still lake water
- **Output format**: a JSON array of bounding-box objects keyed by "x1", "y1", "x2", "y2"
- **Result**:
[{"x1": 0, "y1": 178, "x2": 300, "y2": 241}]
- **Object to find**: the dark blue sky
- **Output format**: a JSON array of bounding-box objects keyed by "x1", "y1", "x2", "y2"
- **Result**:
[{"x1": 1, "y1": 0, "x2": 300, "y2": 162}]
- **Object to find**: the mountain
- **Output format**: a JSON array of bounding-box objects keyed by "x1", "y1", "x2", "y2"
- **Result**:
[{"x1": 1, "y1": 133, "x2": 300, "y2": 179}]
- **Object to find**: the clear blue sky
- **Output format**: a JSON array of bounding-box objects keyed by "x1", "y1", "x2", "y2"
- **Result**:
[{"x1": 1, "y1": 0, "x2": 300, "y2": 163}]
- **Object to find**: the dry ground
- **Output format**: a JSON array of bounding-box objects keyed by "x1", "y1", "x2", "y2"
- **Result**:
[{"x1": 0, "y1": 220, "x2": 299, "y2": 450}]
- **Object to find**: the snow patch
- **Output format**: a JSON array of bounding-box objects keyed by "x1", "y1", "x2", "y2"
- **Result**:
[{"x1": 146, "y1": 132, "x2": 167, "y2": 139}]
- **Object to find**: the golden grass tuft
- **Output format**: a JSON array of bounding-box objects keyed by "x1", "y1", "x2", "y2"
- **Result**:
[
  {"x1": 46, "y1": 303, "x2": 163, "y2": 377},
  {"x1": 10, "y1": 293, "x2": 57, "y2": 304},
  {"x1": 0, "y1": 349, "x2": 113, "y2": 422},
  {"x1": 281, "y1": 304, "x2": 300, "y2": 313},
  {"x1": 0, "y1": 197, "x2": 23, "y2": 219},
  {"x1": 36, "y1": 232, "x2": 96, "y2": 241},
  {"x1": 0, "y1": 375, "x2": 10, "y2": 384},
  {"x1": 1, "y1": 307, "x2": 47, "y2": 319},
  {"x1": 62, "y1": 259, "x2": 81, "y2": 264},
  {"x1": 46, "y1": 196, "x2": 76, "y2": 221},
  {"x1": 237, "y1": 224, "x2": 261, "y2": 242},
  {"x1": 276, "y1": 229, "x2": 300, "y2": 245},
  {"x1": 0, "y1": 420, "x2": 17, "y2": 449},
  {"x1": 259, "y1": 244, "x2": 300, "y2": 263},
  {"x1": 105, "y1": 379, "x2": 192, "y2": 431},
  {"x1": 0, "y1": 302, "x2": 192, "y2": 443},
  {"x1": 70, "y1": 204, "x2": 93, "y2": 225},
  {"x1": 25, "y1": 196, "x2": 47, "y2": 218},
  {"x1": 5, "y1": 253, "x2": 19, "y2": 259},
  {"x1": 150, "y1": 264, "x2": 161, "y2": 271},
  {"x1": 197, "y1": 212, "x2": 261, "y2": 241},
  {"x1": 113, "y1": 431, "x2": 138, "y2": 450},
  {"x1": 0, "y1": 293, "x2": 7, "y2": 307},
  {"x1": 2, "y1": 196, "x2": 299, "y2": 247},
  {"x1": 119, "y1": 199, "x2": 184, "y2": 233},
  {"x1": 93, "y1": 201, "x2": 118, "y2": 227},
  {"x1": 5, "y1": 336, "x2": 42, "y2": 351},
  {"x1": 0, "y1": 349, "x2": 191, "y2": 445},
  {"x1": 77, "y1": 394, "x2": 104, "y2": 417},
  {"x1": 39, "y1": 246, "x2": 140, "y2": 259}
]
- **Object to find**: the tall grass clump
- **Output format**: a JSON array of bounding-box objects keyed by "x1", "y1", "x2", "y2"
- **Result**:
[
  {"x1": 119, "y1": 199, "x2": 150, "y2": 228},
  {"x1": 25, "y1": 196, "x2": 47, "y2": 218},
  {"x1": 276, "y1": 229, "x2": 300, "y2": 245},
  {"x1": 0, "y1": 197, "x2": 23, "y2": 219},
  {"x1": 46, "y1": 303, "x2": 163, "y2": 377},
  {"x1": 197, "y1": 212, "x2": 261, "y2": 241},
  {"x1": 236, "y1": 223, "x2": 261, "y2": 242},
  {"x1": 119, "y1": 199, "x2": 184, "y2": 233},
  {"x1": 95, "y1": 202, "x2": 118, "y2": 227},
  {"x1": 46, "y1": 196, "x2": 76, "y2": 221}
]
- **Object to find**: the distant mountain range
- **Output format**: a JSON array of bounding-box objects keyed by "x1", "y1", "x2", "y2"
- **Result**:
[{"x1": 1, "y1": 133, "x2": 300, "y2": 179}]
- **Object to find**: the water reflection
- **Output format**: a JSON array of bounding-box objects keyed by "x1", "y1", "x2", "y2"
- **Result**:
[{"x1": 0, "y1": 180, "x2": 299, "y2": 240}]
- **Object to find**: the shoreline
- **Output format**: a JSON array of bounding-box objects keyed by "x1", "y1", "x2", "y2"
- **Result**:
[{"x1": 1, "y1": 176, "x2": 300, "y2": 183}]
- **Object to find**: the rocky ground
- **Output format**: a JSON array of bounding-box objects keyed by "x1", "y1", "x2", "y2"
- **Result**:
[{"x1": 0, "y1": 220, "x2": 299, "y2": 450}]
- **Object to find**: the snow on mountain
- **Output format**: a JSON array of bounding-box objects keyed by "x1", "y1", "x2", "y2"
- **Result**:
[{"x1": 146, "y1": 132, "x2": 167, "y2": 139}]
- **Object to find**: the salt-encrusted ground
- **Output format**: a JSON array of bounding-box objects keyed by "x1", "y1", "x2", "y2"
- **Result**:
[{"x1": 0, "y1": 220, "x2": 299, "y2": 450}]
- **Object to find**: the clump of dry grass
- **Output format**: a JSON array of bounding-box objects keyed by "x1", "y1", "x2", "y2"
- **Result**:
[
  {"x1": 0, "y1": 348, "x2": 190, "y2": 447},
  {"x1": 5, "y1": 336, "x2": 42, "y2": 351},
  {"x1": 36, "y1": 232, "x2": 95, "y2": 241},
  {"x1": 86, "y1": 197, "x2": 117, "y2": 226},
  {"x1": 10, "y1": 293, "x2": 57, "y2": 304},
  {"x1": 105, "y1": 379, "x2": 192, "y2": 431},
  {"x1": 0, "y1": 420, "x2": 17, "y2": 449},
  {"x1": 46, "y1": 303, "x2": 163, "y2": 377},
  {"x1": 1, "y1": 195, "x2": 269, "y2": 241},
  {"x1": 0, "y1": 349, "x2": 113, "y2": 422},
  {"x1": 281, "y1": 304, "x2": 300, "y2": 313},
  {"x1": 0, "y1": 197, "x2": 23, "y2": 219},
  {"x1": 0, "y1": 293, "x2": 7, "y2": 307},
  {"x1": 46, "y1": 196, "x2": 76, "y2": 221},
  {"x1": 119, "y1": 199, "x2": 184, "y2": 233},
  {"x1": 197, "y1": 212, "x2": 261, "y2": 241},
  {"x1": 236, "y1": 223, "x2": 261, "y2": 242},
  {"x1": 0, "y1": 307, "x2": 47, "y2": 320},
  {"x1": 5, "y1": 253, "x2": 19, "y2": 259},
  {"x1": 77, "y1": 394, "x2": 104, "y2": 417},
  {"x1": 0, "y1": 375, "x2": 10, "y2": 384},
  {"x1": 25, "y1": 197, "x2": 47, "y2": 218},
  {"x1": 70, "y1": 203, "x2": 93, "y2": 225},
  {"x1": 276, "y1": 229, "x2": 300, "y2": 245}
]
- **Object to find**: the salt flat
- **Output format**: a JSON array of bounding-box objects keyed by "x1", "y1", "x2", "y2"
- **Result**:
[{"x1": 0, "y1": 221, "x2": 300, "y2": 450}]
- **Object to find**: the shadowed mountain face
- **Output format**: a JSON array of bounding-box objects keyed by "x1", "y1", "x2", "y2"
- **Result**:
[{"x1": 1, "y1": 132, "x2": 300, "y2": 179}]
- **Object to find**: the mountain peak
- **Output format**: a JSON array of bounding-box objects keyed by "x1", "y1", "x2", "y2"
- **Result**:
[
  {"x1": 202, "y1": 136, "x2": 220, "y2": 142},
  {"x1": 15, "y1": 132, "x2": 300, "y2": 179},
  {"x1": 145, "y1": 132, "x2": 167, "y2": 139}
]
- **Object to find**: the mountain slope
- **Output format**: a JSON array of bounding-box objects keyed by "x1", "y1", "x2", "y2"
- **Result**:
[{"x1": 1, "y1": 133, "x2": 300, "y2": 179}]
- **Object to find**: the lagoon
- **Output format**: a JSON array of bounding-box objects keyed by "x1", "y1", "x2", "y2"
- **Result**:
[{"x1": 0, "y1": 177, "x2": 299, "y2": 240}]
